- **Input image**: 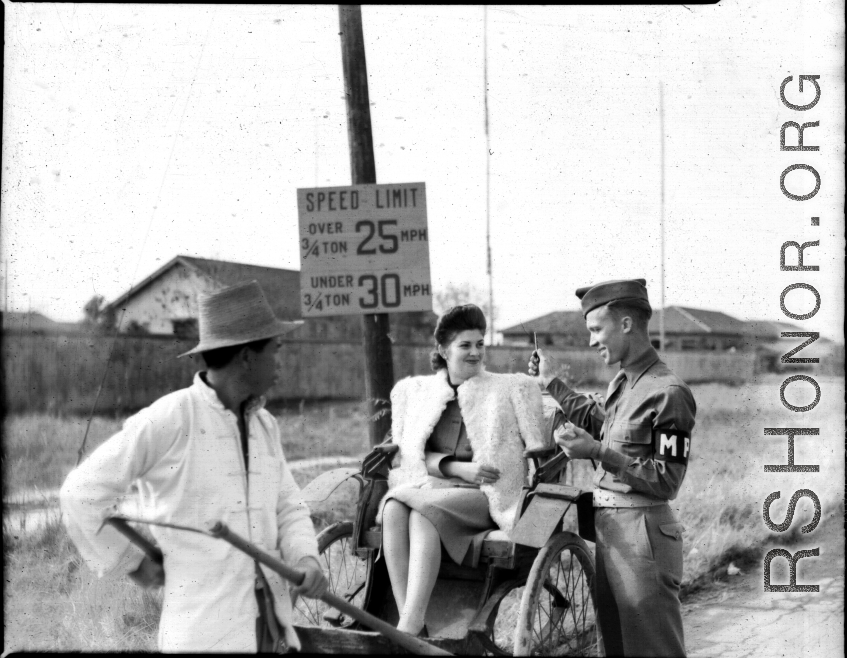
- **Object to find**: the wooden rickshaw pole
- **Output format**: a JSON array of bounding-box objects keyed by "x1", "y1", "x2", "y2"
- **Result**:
[
  {"x1": 102, "y1": 517, "x2": 452, "y2": 656},
  {"x1": 338, "y1": 5, "x2": 395, "y2": 446}
]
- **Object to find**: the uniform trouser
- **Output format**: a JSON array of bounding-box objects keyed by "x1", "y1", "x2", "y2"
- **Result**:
[{"x1": 594, "y1": 505, "x2": 686, "y2": 657}]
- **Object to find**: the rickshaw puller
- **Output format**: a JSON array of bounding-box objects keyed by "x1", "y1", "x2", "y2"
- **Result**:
[{"x1": 61, "y1": 281, "x2": 327, "y2": 653}]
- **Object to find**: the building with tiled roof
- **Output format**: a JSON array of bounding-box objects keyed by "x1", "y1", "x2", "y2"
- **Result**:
[
  {"x1": 745, "y1": 319, "x2": 808, "y2": 342},
  {"x1": 500, "y1": 311, "x2": 590, "y2": 348},
  {"x1": 105, "y1": 255, "x2": 436, "y2": 343},
  {"x1": 743, "y1": 318, "x2": 840, "y2": 372},
  {"x1": 502, "y1": 306, "x2": 759, "y2": 351},
  {"x1": 1, "y1": 311, "x2": 88, "y2": 336},
  {"x1": 652, "y1": 306, "x2": 752, "y2": 351}
]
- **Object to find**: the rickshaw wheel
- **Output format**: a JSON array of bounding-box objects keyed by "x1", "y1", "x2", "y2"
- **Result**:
[
  {"x1": 513, "y1": 531, "x2": 599, "y2": 657},
  {"x1": 291, "y1": 521, "x2": 372, "y2": 628},
  {"x1": 478, "y1": 580, "x2": 525, "y2": 656}
]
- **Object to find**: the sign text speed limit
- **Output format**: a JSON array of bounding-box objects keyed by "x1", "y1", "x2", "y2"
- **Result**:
[{"x1": 296, "y1": 183, "x2": 431, "y2": 316}]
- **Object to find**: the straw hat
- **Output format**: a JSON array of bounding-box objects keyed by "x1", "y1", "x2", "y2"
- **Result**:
[{"x1": 179, "y1": 280, "x2": 302, "y2": 357}]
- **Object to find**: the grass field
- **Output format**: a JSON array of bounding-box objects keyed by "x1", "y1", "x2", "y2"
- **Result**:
[
  {"x1": 3, "y1": 401, "x2": 372, "y2": 653},
  {"x1": 2, "y1": 400, "x2": 372, "y2": 496},
  {"x1": 3, "y1": 375, "x2": 844, "y2": 651}
]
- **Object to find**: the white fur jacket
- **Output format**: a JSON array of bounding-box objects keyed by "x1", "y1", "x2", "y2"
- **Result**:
[{"x1": 386, "y1": 368, "x2": 546, "y2": 532}]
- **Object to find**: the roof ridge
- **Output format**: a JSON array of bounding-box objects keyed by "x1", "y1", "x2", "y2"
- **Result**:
[
  {"x1": 181, "y1": 255, "x2": 299, "y2": 274},
  {"x1": 177, "y1": 256, "x2": 224, "y2": 286},
  {"x1": 106, "y1": 255, "x2": 186, "y2": 308},
  {"x1": 672, "y1": 306, "x2": 712, "y2": 333},
  {"x1": 500, "y1": 309, "x2": 584, "y2": 333}
]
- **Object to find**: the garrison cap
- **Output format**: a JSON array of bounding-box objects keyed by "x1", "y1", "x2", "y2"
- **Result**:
[{"x1": 576, "y1": 278, "x2": 650, "y2": 317}]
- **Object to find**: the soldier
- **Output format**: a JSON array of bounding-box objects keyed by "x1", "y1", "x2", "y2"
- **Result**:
[{"x1": 528, "y1": 278, "x2": 695, "y2": 657}]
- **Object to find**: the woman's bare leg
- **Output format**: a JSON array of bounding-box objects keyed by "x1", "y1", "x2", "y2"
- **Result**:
[
  {"x1": 396, "y1": 510, "x2": 441, "y2": 635},
  {"x1": 382, "y1": 499, "x2": 412, "y2": 614}
]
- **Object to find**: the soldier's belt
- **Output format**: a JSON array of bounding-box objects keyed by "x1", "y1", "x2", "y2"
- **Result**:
[{"x1": 592, "y1": 489, "x2": 668, "y2": 508}]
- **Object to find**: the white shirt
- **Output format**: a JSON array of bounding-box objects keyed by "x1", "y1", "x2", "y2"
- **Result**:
[{"x1": 60, "y1": 372, "x2": 318, "y2": 653}]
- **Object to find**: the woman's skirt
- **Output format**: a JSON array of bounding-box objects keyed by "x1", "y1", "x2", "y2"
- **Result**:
[{"x1": 383, "y1": 479, "x2": 497, "y2": 567}]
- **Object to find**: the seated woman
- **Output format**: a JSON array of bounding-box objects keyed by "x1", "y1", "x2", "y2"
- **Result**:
[{"x1": 381, "y1": 304, "x2": 547, "y2": 636}]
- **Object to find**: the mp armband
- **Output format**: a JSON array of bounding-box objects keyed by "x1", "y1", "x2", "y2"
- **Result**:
[{"x1": 652, "y1": 428, "x2": 691, "y2": 464}]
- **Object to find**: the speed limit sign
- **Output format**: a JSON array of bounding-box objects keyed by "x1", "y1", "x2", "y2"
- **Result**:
[{"x1": 296, "y1": 182, "x2": 432, "y2": 317}]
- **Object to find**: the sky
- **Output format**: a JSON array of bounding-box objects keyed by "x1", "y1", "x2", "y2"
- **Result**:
[{"x1": 2, "y1": 2, "x2": 844, "y2": 341}]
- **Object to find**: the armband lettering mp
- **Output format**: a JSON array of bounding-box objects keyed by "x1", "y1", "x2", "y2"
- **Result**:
[{"x1": 653, "y1": 428, "x2": 691, "y2": 464}]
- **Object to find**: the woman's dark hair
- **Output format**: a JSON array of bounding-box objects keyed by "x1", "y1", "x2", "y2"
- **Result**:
[
  {"x1": 429, "y1": 304, "x2": 487, "y2": 371},
  {"x1": 201, "y1": 337, "x2": 273, "y2": 370}
]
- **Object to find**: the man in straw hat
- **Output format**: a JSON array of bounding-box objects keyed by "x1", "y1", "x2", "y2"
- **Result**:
[
  {"x1": 528, "y1": 278, "x2": 696, "y2": 657},
  {"x1": 61, "y1": 280, "x2": 327, "y2": 653}
]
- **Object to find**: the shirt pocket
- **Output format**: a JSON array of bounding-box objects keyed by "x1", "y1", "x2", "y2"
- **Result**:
[{"x1": 609, "y1": 421, "x2": 652, "y2": 458}]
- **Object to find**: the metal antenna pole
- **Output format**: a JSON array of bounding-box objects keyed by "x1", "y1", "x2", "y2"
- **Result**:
[
  {"x1": 314, "y1": 113, "x2": 320, "y2": 186},
  {"x1": 659, "y1": 81, "x2": 666, "y2": 352},
  {"x1": 484, "y1": 5, "x2": 495, "y2": 345},
  {"x1": 77, "y1": 304, "x2": 129, "y2": 465}
]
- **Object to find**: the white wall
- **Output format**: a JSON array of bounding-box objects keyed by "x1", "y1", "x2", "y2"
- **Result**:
[{"x1": 116, "y1": 264, "x2": 220, "y2": 334}]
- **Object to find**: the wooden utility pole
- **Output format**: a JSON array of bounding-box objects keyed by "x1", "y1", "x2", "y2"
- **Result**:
[{"x1": 339, "y1": 5, "x2": 395, "y2": 445}]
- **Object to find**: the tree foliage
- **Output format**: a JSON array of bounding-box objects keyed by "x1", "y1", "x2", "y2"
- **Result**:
[
  {"x1": 82, "y1": 295, "x2": 116, "y2": 333},
  {"x1": 432, "y1": 281, "x2": 498, "y2": 325},
  {"x1": 82, "y1": 295, "x2": 105, "y2": 324}
]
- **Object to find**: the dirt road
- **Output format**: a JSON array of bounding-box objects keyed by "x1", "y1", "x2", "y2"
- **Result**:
[{"x1": 684, "y1": 516, "x2": 844, "y2": 658}]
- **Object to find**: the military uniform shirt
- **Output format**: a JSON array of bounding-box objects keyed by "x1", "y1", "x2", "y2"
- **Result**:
[{"x1": 547, "y1": 347, "x2": 696, "y2": 500}]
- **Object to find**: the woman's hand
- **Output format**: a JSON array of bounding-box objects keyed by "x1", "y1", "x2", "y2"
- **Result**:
[{"x1": 441, "y1": 460, "x2": 501, "y2": 486}]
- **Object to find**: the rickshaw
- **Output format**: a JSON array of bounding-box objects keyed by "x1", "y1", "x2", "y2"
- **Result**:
[
  {"x1": 105, "y1": 399, "x2": 600, "y2": 656},
  {"x1": 293, "y1": 400, "x2": 600, "y2": 656}
]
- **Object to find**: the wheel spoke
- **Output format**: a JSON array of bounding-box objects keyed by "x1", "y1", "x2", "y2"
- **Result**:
[
  {"x1": 515, "y1": 533, "x2": 598, "y2": 657},
  {"x1": 336, "y1": 539, "x2": 349, "y2": 584},
  {"x1": 292, "y1": 522, "x2": 371, "y2": 629}
]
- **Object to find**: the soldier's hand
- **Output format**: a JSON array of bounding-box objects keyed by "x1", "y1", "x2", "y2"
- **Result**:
[
  {"x1": 128, "y1": 555, "x2": 165, "y2": 589},
  {"x1": 527, "y1": 348, "x2": 557, "y2": 388},
  {"x1": 293, "y1": 556, "x2": 328, "y2": 599},
  {"x1": 554, "y1": 422, "x2": 597, "y2": 460}
]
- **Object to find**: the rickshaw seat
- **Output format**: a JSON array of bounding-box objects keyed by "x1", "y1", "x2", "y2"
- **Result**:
[
  {"x1": 483, "y1": 529, "x2": 510, "y2": 542},
  {"x1": 478, "y1": 530, "x2": 513, "y2": 563},
  {"x1": 355, "y1": 405, "x2": 573, "y2": 562}
]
